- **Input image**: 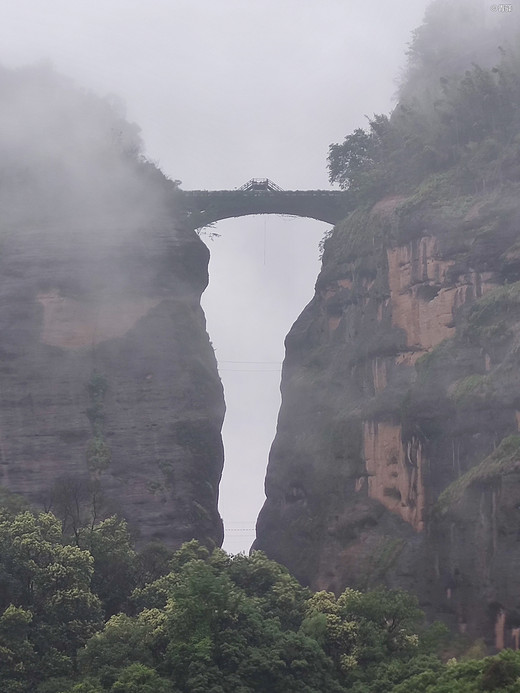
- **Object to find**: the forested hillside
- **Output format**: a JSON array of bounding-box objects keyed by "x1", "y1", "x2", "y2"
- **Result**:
[
  {"x1": 4, "y1": 495, "x2": 520, "y2": 693},
  {"x1": 328, "y1": 0, "x2": 520, "y2": 201}
]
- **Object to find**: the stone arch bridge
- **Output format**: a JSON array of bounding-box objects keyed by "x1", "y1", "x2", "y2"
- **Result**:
[{"x1": 178, "y1": 178, "x2": 351, "y2": 228}]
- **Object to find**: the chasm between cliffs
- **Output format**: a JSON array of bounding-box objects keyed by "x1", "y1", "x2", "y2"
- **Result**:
[{"x1": 200, "y1": 214, "x2": 330, "y2": 554}]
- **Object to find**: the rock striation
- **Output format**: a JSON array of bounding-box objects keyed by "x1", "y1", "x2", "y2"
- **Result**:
[
  {"x1": 254, "y1": 183, "x2": 520, "y2": 647},
  {"x1": 0, "y1": 66, "x2": 225, "y2": 548}
]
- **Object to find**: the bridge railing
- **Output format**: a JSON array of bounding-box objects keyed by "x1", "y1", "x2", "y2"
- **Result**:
[
  {"x1": 176, "y1": 185, "x2": 353, "y2": 226},
  {"x1": 181, "y1": 189, "x2": 345, "y2": 197},
  {"x1": 237, "y1": 178, "x2": 284, "y2": 192}
]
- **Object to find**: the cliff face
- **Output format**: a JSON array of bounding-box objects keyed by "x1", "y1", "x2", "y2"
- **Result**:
[
  {"x1": 254, "y1": 184, "x2": 520, "y2": 646},
  {"x1": 0, "y1": 67, "x2": 225, "y2": 548},
  {"x1": 0, "y1": 219, "x2": 224, "y2": 548}
]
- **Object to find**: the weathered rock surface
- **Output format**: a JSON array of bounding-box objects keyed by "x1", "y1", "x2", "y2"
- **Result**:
[
  {"x1": 254, "y1": 184, "x2": 520, "y2": 646},
  {"x1": 0, "y1": 220, "x2": 224, "y2": 548},
  {"x1": 0, "y1": 67, "x2": 225, "y2": 548}
]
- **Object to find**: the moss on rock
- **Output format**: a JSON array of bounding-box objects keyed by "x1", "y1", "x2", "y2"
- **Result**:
[{"x1": 437, "y1": 434, "x2": 520, "y2": 514}]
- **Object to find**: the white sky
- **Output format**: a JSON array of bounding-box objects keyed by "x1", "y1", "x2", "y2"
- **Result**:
[{"x1": 0, "y1": 0, "x2": 430, "y2": 552}]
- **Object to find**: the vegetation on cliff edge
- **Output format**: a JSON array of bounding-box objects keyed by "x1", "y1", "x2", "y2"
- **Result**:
[
  {"x1": 437, "y1": 435, "x2": 520, "y2": 513},
  {"x1": 327, "y1": 1, "x2": 520, "y2": 208}
]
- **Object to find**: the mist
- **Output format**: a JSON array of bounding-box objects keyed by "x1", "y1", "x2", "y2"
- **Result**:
[
  {"x1": 2, "y1": 1, "x2": 520, "y2": 687},
  {"x1": 0, "y1": 64, "x2": 176, "y2": 234},
  {"x1": 0, "y1": 0, "x2": 440, "y2": 553}
]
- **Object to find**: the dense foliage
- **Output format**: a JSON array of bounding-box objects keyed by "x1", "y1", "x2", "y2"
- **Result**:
[
  {"x1": 328, "y1": 0, "x2": 520, "y2": 204},
  {"x1": 2, "y1": 496, "x2": 520, "y2": 692}
]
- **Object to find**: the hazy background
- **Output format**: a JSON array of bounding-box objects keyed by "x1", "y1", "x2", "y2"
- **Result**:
[{"x1": 0, "y1": 0, "x2": 431, "y2": 552}]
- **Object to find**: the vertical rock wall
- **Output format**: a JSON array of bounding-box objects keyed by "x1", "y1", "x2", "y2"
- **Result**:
[
  {"x1": 0, "y1": 217, "x2": 225, "y2": 548},
  {"x1": 0, "y1": 66, "x2": 225, "y2": 548},
  {"x1": 255, "y1": 187, "x2": 520, "y2": 646}
]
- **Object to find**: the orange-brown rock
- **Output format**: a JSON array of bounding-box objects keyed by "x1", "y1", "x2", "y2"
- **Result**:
[
  {"x1": 387, "y1": 237, "x2": 494, "y2": 351},
  {"x1": 37, "y1": 292, "x2": 161, "y2": 349},
  {"x1": 363, "y1": 421, "x2": 425, "y2": 531},
  {"x1": 255, "y1": 185, "x2": 520, "y2": 647}
]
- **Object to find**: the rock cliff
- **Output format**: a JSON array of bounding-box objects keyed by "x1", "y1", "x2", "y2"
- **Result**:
[
  {"x1": 0, "y1": 66, "x2": 225, "y2": 548},
  {"x1": 254, "y1": 182, "x2": 520, "y2": 647}
]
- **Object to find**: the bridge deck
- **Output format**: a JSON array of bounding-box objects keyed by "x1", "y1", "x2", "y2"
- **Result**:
[{"x1": 179, "y1": 188, "x2": 351, "y2": 226}]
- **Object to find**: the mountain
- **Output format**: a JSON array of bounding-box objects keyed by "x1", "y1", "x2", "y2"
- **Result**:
[
  {"x1": 254, "y1": 0, "x2": 520, "y2": 648},
  {"x1": 0, "y1": 65, "x2": 225, "y2": 548}
]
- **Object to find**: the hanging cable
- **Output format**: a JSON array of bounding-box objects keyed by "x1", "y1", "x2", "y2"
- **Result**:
[{"x1": 263, "y1": 216, "x2": 267, "y2": 266}]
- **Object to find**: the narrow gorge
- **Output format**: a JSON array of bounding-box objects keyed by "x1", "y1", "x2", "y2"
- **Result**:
[{"x1": 2, "y1": 1, "x2": 520, "y2": 654}]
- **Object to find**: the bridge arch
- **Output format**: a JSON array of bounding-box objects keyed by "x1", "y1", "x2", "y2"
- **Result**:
[{"x1": 179, "y1": 179, "x2": 351, "y2": 227}]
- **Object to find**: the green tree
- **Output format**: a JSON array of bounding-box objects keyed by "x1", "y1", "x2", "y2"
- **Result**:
[
  {"x1": 78, "y1": 609, "x2": 167, "y2": 688},
  {"x1": 0, "y1": 510, "x2": 103, "y2": 690},
  {"x1": 110, "y1": 663, "x2": 172, "y2": 693},
  {"x1": 328, "y1": 128, "x2": 372, "y2": 190},
  {"x1": 301, "y1": 586, "x2": 441, "y2": 691},
  {"x1": 328, "y1": 3, "x2": 520, "y2": 204},
  {"x1": 0, "y1": 605, "x2": 36, "y2": 693},
  {"x1": 80, "y1": 517, "x2": 137, "y2": 617},
  {"x1": 136, "y1": 542, "x2": 174, "y2": 588},
  {"x1": 226, "y1": 549, "x2": 310, "y2": 629},
  {"x1": 81, "y1": 543, "x2": 345, "y2": 692}
]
